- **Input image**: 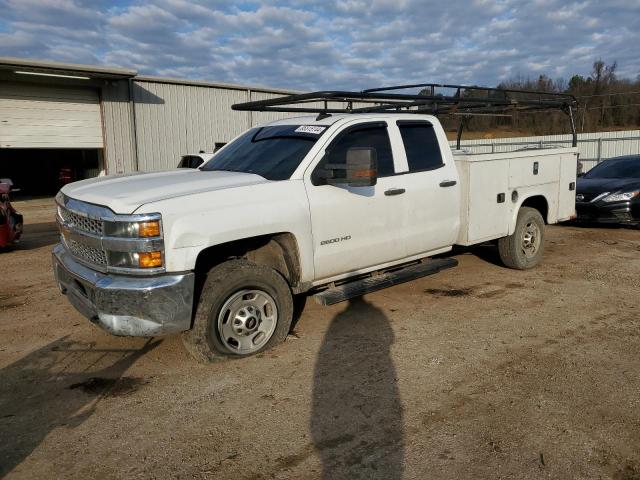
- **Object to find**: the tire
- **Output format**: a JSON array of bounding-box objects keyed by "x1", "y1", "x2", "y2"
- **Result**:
[
  {"x1": 182, "y1": 259, "x2": 293, "y2": 362},
  {"x1": 290, "y1": 294, "x2": 308, "y2": 332},
  {"x1": 498, "y1": 207, "x2": 545, "y2": 270}
]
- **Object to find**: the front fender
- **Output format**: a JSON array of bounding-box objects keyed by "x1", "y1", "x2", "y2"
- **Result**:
[{"x1": 135, "y1": 181, "x2": 315, "y2": 282}]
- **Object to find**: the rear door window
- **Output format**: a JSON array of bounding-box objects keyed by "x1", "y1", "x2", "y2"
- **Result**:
[{"x1": 397, "y1": 121, "x2": 444, "y2": 172}]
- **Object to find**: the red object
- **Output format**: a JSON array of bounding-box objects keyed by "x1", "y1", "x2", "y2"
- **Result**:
[
  {"x1": 0, "y1": 182, "x2": 23, "y2": 248},
  {"x1": 59, "y1": 167, "x2": 74, "y2": 186}
]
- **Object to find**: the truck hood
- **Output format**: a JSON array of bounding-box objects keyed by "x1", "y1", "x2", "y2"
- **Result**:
[{"x1": 61, "y1": 169, "x2": 269, "y2": 214}]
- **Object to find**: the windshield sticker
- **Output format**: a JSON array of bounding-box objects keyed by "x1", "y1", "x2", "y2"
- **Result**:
[{"x1": 294, "y1": 125, "x2": 326, "y2": 135}]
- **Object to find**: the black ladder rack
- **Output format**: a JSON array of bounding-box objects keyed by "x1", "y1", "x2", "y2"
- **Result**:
[{"x1": 232, "y1": 82, "x2": 578, "y2": 147}]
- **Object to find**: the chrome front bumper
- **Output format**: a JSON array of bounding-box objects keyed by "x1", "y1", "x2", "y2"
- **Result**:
[{"x1": 53, "y1": 244, "x2": 195, "y2": 337}]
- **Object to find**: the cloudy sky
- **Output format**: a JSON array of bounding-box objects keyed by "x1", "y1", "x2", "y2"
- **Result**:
[{"x1": 0, "y1": 0, "x2": 638, "y2": 90}]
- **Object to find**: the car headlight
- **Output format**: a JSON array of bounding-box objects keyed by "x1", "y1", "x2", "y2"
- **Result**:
[
  {"x1": 104, "y1": 217, "x2": 164, "y2": 270},
  {"x1": 602, "y1": 191, "x2": 640, "y2": 202},
  {"x1": 104, "y1": 219, "x2": 162, "y2": 238}
]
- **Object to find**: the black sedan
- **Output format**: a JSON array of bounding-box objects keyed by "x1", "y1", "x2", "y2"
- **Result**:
[{"x1": 575, "y1": 155, "x2": 640, "y2": 226}]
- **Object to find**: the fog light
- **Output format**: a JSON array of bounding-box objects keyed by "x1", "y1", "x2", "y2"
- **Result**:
[
  {"x1": 138, "y1": 221, "x2": 161, "y2": 237},
  {"x1": 138, "y1": 251, "x2": 163, "y2": 268}
]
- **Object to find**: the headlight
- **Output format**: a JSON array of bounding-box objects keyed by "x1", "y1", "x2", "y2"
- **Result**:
[
  {"x1": 105, "y1": 217, "x2": 164, "y2": 270},
  {"x1": 104, "y1": 216, "x2": 164, "y2": 271},
  {"x1": 104, "y1": 219, "x2": 162, "y2": 238},
  {"x1": 108, "y1": 251, "x2": 164, "y2": 269},
  {"x1": 602, "y1": 191, "x2": 639, "y2": 202}
]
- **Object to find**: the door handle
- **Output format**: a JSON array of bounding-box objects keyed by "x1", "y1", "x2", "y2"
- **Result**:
[
  {"x1": 439, "y1": 180, "x2": 457, "y2": 187},
  {"x1": 384, "y1": 188, "x2": 406, "y2": 196}
]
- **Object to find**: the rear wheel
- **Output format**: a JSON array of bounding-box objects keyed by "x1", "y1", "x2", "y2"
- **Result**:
[
  {"x1": 183, "y1": 259, "x2": 293, "y2": 362},
  {"x1": 498, "y1": 207, "x2": 545, "y2": 270}
]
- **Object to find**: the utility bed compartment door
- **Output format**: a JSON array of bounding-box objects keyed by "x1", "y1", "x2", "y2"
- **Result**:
[
  {"x1": 508, "y1": 156, "x2": 558, "y2": 187},
  {"x1": 557, "y1": 152, "x2": 578, "y2": 221},
  {"x1": 457, "y1": 159, "x2": 510, "y2": 244},
  {"x1": 468, "y1": 160, "x2": 510, "y2": 241}
]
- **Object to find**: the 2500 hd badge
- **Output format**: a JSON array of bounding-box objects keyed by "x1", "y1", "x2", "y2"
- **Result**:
[{"x1": 320, "y1": 235, "x2": 352, "y2": 246}]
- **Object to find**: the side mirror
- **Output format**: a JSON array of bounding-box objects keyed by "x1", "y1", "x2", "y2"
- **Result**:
[
  {"x1": 324, "y1": 147, "x2": 378, "y2": 187},
  {"x1": 577, "y1": 172, "x2": 585, "y2": 177}
]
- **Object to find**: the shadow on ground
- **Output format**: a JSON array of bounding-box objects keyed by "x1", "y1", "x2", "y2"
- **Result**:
[
  {"x1": 0, "y1": 337, "x2": 160, "y2": 477},
  {"x1": 446, "y1": 243, "x2": 503, "y2": 268},
  {"x1": 311, "y1": 297, "x2": 404, "y2": 479},
  {"x1": 15, "y1": 221, "x2": 59, "y2": 250}
]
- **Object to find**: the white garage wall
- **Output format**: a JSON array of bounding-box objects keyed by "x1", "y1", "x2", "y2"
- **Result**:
[
  {"x1": 101, "y1": 77, "x2": 389, "y2": 174},
  {"x1": 131, "y1": 80, "x2": 254, "y2": 171},
  {"x1": 101, "y1": 80, "x2": 137, "y2": 175}
]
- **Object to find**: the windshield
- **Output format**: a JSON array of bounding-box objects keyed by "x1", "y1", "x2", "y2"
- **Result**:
[
  {"x1": 584, "y1": 156, "x2": 640, "y2": 179},
  {"x1": 201, "y1": 125, "x2": 327, "y2": 180}
]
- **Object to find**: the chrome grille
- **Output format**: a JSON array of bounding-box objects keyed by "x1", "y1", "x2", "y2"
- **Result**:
[
  {"x1": 66, "y1": 238, "x2": 108, "y2": 266},
  {"x1": 59, "y1": 207, "x2": 103, "y2": 235},
  {"x1": 56, "y1": 193, "x2": 164, "y2": 274}
]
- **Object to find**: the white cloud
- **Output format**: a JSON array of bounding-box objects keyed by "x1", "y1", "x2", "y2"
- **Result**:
[{"x1": 0, "y1": 0, "x2": 638, "y2": 89}]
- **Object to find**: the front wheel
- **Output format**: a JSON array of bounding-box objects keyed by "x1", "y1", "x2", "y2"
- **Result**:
[
  {"x1": 498, "y1": 207, "x2": 545, "y2": 270},
  {"x1": 183, "y1": 259, "x2": 293, "y2": 362}
]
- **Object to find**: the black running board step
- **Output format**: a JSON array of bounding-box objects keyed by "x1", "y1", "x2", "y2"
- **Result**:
[{"x1": 314, "y1": 258, "x2": 458, "y2": 306}]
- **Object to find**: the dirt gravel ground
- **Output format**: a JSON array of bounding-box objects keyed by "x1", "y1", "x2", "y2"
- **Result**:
[{"x1": 1, "y1": 198, "x2": 639, "y2": 480}]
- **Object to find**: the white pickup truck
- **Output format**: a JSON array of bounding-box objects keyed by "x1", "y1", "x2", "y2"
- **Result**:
[{"x1": 53, "y1": 89, "x2": 578, "y2": 362}]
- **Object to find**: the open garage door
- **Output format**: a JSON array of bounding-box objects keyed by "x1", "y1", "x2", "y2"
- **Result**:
[
  {"x1": 0, "y1": 82, "x2": 103, "y2": 149},
  {"x1": 0, "y1": 148, "x2": 102, "y2": 196}
]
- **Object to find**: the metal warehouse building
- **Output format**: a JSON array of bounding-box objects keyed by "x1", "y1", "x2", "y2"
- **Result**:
[{"x1": 0, "y1": 56, "x2": 296, "y2": 195}]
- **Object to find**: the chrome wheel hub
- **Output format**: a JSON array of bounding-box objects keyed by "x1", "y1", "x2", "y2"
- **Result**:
[
  {"x1": 218, "y1": 289, "x2": 278, "y2": 354},
  {"x1": 522, "y1": 221, "x2": 540, "y2": 258}
]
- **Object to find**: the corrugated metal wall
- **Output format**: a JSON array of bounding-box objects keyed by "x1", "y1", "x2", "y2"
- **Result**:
[
  {"x1": 130, "y1": 82, "x2": 302, "y2": 172},
  {"x1": 103, "y1": 79, "x2": 378, "y2": 174},
  {"x1": 246, "y1": 91, "x2": 346, "y2": 126},
  {"x1": 451, "y1": 130, "x2": 640, "y2": 171},
  {"x1": 101, "y1": 81, "x2": 137, "y2": 174},
  {"x1": 102, "y1": 78, "x2": 384, "y2": 174},
  {"x1": 248, "y1": 90, "x2": 294, "y2": 126}
]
